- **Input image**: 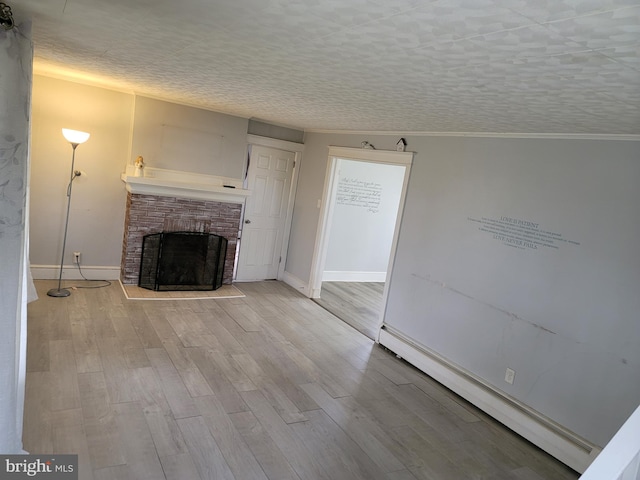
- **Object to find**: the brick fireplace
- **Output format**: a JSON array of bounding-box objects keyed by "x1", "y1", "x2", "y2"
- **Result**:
[{"x1": 120, "y1": 166, "x2": 250, "y2": 286}]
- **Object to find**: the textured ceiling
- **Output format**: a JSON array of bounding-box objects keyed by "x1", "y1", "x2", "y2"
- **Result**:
[{"x1": 12, "y1": 0, "x2": 640, "y2": 134}]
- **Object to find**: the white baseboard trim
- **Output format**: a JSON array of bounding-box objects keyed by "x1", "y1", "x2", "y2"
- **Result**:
[
  {"x1": 31, "y1": 265, "x2": 121, "y2": 281},
  {"x1": 281, "y1": 271, "x2": 311, "y2": 296},
  {"x1": 322, "y1": 271, "x2": 387, "y2": 282},
  {"x1": 378, "y1": 326, "x2": 600, "y2": 474}
]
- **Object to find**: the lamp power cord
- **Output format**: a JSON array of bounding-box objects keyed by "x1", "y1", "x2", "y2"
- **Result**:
[{"x1": 72, "y1": 258, "x2": 112, "y2": 289}]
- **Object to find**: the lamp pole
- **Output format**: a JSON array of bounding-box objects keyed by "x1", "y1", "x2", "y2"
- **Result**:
[{"x1": 47, "y1": 129, "x2": 90, "y2": 298}]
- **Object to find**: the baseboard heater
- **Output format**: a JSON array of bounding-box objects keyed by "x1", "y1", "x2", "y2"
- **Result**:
[{"x1": 378, "y1": 324, "x2": 600, "y2": 474}]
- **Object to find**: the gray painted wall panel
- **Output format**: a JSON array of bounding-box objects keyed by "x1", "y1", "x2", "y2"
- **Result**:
[
  {"x1": 29, "y1": 76, "x2": 133, "y2": 268},
  {"x1": 291, "y1": 132, "x2": 640, "y2": 447},
  {"x1": 29, "y1": 83, "x2": 251, "y2": 269},
  {"x1": 131, "y1": 96, "x2": 248, "y2": 179},
  {"x1": 385, "y1": 137, "x2": 640, "y2": 446},
  {"x1": 248, "y1": 119, "x2": 304, "y2": 144}
]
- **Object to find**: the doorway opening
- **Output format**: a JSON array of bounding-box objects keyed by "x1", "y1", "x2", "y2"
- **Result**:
[{"x1": 309, "y1": 146, "x2": 413, "y2": 340}]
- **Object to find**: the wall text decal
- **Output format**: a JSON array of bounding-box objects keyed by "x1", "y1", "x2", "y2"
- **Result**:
[
  {"x1": 468, "y1": 215, "x2": 581, "y2": 251},
  {"x1": 336, "y1": 177, "x2": 382, "y2": 214}
]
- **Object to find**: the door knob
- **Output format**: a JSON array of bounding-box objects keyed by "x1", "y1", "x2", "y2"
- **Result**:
[{"x1": 245, "y1": 219, "x2": 251, "y2": 224}]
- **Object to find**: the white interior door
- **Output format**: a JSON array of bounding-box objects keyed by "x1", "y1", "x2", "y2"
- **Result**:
[{"x1": 236, "y1": 145, "x2": 296, "y2": 281}]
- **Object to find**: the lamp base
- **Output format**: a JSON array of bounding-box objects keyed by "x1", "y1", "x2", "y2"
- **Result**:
[{"x1": 47, "y1": 288, "x2": 71, "y2": 298}]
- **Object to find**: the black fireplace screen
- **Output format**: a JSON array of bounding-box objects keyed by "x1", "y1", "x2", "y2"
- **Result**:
[{"x1": 139, "y1": 232, "x2": 227, "y2": 291}]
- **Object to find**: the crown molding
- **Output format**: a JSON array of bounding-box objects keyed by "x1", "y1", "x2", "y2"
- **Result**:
[{"x1": 305, "y1": 129, "x2": 640, "y2": 141}]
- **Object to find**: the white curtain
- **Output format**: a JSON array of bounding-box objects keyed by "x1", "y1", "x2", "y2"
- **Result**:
[{"x1": 0, "y1": 20, "x2": 33, "y2": 453}]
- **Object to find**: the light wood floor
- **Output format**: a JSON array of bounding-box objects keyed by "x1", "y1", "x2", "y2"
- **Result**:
[
  {"x1": 24, "y1": 280, "x2": 578, "y2": 480},
  {"x1": 314, "y1": 282, "x2": 384, "y2": 339}
]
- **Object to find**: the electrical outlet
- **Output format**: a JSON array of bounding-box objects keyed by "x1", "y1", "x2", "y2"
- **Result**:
[
  {"x1": 505, "y1": 367, "x2": 516, "y2": 385},
  {"x1": 73, "y1": 252, "x2": 81, "y2": 264}
]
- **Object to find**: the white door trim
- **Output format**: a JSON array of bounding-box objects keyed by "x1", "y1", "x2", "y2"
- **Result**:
[
  {"x1": 308, "y1": 146, "x2": 413, "y2": 338},
  {"x1": 241, "y1": 135, "x2": 304, "y2": 281},
  {"x1": 247, "y1": 134, "x2": 304, "y2": 153}
]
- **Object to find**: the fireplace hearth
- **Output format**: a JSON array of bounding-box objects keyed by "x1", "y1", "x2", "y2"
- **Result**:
[
  {"x1": 120, "y1": 167, "x2": 250, "y2": 286},
  {"x1": 139, "y1": 232, "x2": 227, "y2": 291}
]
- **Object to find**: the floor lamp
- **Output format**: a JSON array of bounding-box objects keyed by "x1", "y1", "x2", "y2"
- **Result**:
[{"x1": 47, "y1": 128, "x2": 90, "y2": 298}]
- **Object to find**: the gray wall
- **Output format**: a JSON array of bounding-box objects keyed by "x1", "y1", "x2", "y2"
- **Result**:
[
  {"x1": 286, "y1": 133, "x2": 401, "y2": 282},
  {"x1": 29, "y1": 84, "x2": 251, "y2": 271},
  {"x1": 131, "y1": 96, "x2": 249, "y2": 178},
  {"x1": 248, "y1": 119, "x2": 304, "y2": 144},
  {"x1": 0, "y1": 22, "x2": 32, "y2": 453},
  {"x1": 29, "y1": 76, "x2": 134, "y2": 270},
  {"x1": 288, "y1": 132, "x2": 640, "y2": 447}
]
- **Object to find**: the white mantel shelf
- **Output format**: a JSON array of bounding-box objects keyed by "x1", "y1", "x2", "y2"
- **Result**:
[{"x1": 121, "y1": 166, "x2": 251, "y2": 204}]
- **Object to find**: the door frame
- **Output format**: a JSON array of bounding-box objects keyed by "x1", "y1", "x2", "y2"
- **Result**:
[
  {"x1": 308, "y1": 146, "x2": 413, "y2": 335},
  {"x1": 238, "y1": 134, "x2": 304, "y2": 281}
]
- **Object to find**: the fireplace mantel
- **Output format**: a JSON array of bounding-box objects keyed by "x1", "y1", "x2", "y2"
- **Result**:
[{"x1": 121, "y1": 166, "x2": 251, "y2": 204}]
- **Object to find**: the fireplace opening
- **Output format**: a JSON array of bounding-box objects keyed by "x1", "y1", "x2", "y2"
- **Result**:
[{"x1": 139, "y1": 232, "x2": 227, "y2": 291}]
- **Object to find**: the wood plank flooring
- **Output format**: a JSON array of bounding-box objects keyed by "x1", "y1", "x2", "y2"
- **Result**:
[
  {"x1": 24, "y1": 280, "x2": 579, "y2": 480},
  {"x1": 314, "y1": 281, "x2": 384, "y2": 339}
]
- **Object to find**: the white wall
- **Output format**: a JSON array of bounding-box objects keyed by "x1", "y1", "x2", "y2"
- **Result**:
[
  {"x1": 579, "y1": 404, "x2": 640, "y2": 480},
  {"x1": 288, "y1": 132, "x2": 640, "y2": 450},
  {"x1": 324, "y1": 158, "x2": 404, "y2": 281},
  {"x1": 0, "y1": 21, "x2": 32, "y2": 454}
]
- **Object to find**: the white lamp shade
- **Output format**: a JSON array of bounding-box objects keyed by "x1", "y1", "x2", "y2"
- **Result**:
[{"x1": 62, "y1": 128, "x2": 90, "y2": 144}]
